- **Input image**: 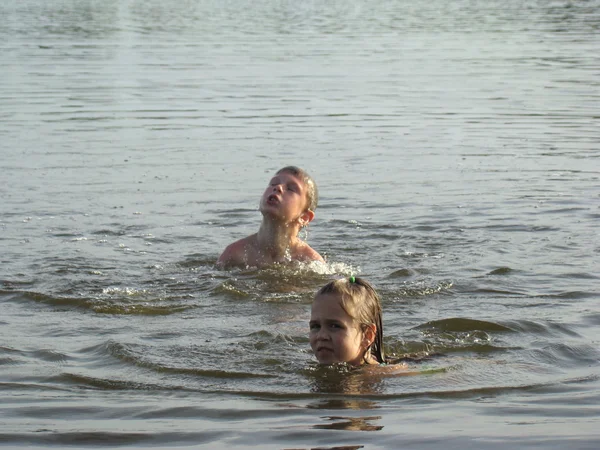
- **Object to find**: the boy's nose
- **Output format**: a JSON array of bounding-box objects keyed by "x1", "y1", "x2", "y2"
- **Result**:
[{"x1": 273, "y1": 184, "x2": 283, "y2": 193}]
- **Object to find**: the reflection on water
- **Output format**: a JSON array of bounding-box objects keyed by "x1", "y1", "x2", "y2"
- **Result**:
[
  {"x1": 284, "y1": 446, "x2": 364, "y2": 450},
  {"x1": 307, "y1": 399, "x2": 379, "y2": 411},
  {"x1": 306, "y1": 365, "x2": 385, "y2": 396},
  {"x1": 314, "y1": 416, "x2": 383, "y2": 432}
]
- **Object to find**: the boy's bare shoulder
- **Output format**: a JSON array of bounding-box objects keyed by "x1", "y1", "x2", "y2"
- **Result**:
[
  {"x1": 295, "y1": 241, "x2": 325, "y2": 263},
  {"x1": 217, "y1": 235, "x2": 256, "y2": 267}
]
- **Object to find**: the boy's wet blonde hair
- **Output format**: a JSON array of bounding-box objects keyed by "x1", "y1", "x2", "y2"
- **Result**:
[
  {"x1": 276, "y1": 166, "x2": 318, "y2": 212},
  {"x1": 316, "y1": 277, "x2": 385, "y2": 363}
]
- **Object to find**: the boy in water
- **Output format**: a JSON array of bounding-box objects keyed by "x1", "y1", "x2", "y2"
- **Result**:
[{"x1": 217, "y1": 166, "x2": 324, "y2": 268}]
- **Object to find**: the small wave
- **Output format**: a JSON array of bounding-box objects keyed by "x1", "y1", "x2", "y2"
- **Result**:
[
  {"x1": 213, "y1": 282, "x2": 251, "y2": 299},
  {"x1": 388, "y1": 268, "x2": 421, "y2": 278},
  {"x1": 213, "y1": 260, "x2": 362, "y2": 303},
  {"x1": 392, "y1": 280, "x2": 454, "y2": 298},
  {"x1": 218, "y1": 259, "x2": 359, "y2": 277},
  {"x1": 31, "y1": 349, "x2": 70, "y2": 364},
  {"x1": 582, "y1": 313, "x2": 600, "y2": 326},
  {"x1": 395, "y1": 334, "x2": 511, "y2": 356},
  {"x1": 553, "y1": 290, "x2": 595, "y2": 299},
  {"x1": 416, "y1": 318, "x2": 513, "y2": 333},
  {"x1": 554, "y1": 272, "x2": 599, "y2": 280},
  {"x1": 13, "y1": 289, "x2": 191, "y2": 316},
  {"x1": 16, "y1": 290, "x2": 93, "y2": 308},
  {"x1": 471, "y1": 288, "x2": 525, "y2": 296},
  {"x1": 487, "y1": 267, "x2": 513, "y2": 275},
  {"x1": 0, "y1": 279, "x2": 36, "y2": 290},
  {"x1": 104, "y1": 341, "x2": 275, "y2": 379},
  {"x1": 153, "y1": 367, "x2": 276, "y2": 379},
  {"x1": 95, "y1": 287, "x2": 194, "y2": 315},
  {"x1": 91, "y1": 302, "x2": 190, "y2": 315},
  {"x1": 242, "y1": 330, "x2": 300, "y2": 350},
  {"x1": 528, "y1": 343, "x2": 600, "y2": 368},
  {"x1": 305, "y1": 260, "x2": 359, "y2": 276},
  {"x1": 504, "y1": 319, "x2": 581, "y2": 337},
  {"x1": 258, "y1": 261, "x2": 359, "y2": 284},
  {"x1": 0, "y1": 357, "x2": 21, "y2": 366},
  {"x1": 55, "y1": 373, "x2": 175, "y2": 391},
  {"x1": 0, "y1": 346, "x2": 69, "y2": 367},
  {"x1": 177, "y1": 254, "x2": 222, "y2": 268},
  {"x1": 0, "y1": 381, "x2": 70, "y2": 392},
  {"x1": 101, "y1": 286, "x2": 148, "y2": 296},
  {"x1": 409, "y1": 318, "x2": 516, "y2": 355}
]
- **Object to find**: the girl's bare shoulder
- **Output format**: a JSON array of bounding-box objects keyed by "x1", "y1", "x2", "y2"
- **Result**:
[{"x1": 361, "y1": 362, "x2": 422, "y2": 376}]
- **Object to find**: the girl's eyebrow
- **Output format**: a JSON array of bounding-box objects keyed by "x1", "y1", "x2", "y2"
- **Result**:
[{"x1": 323, "y1": 319, "x2": 343, "y2": 326}]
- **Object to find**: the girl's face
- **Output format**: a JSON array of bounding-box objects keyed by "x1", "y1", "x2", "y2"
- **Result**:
[{"x1": 309, "y1": 293, "x2": 368, "y2": 366}]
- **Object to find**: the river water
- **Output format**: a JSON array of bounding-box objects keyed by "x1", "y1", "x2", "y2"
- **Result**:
[{"x1": 1, "y1": 0, "x2": 599, "y2": 448}]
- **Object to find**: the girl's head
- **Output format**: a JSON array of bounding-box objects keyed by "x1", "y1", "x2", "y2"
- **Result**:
[
  {"x1": 309, "y1": 277, "x2": 384, "y2": 366},
  {"x1": 276, "y1": 166, "x2": 318, "y2": 213}
]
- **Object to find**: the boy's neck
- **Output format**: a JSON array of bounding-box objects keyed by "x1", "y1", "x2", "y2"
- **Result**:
[{"x1": 256, "y1": 219, "x2": 300, "y2": 258}]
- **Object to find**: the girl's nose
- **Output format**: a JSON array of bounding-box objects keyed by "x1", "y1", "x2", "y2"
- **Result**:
[
  {"x1": 273, "y1": 184, "x2": 283, "y2": 193},
  {"x1": 317, "y1": 328, "x2": 329, "y2": 341}
]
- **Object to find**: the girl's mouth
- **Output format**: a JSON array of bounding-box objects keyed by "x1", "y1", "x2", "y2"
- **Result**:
[{"x1": 317, "y1": 346, "x2": 333, "y2": 353}]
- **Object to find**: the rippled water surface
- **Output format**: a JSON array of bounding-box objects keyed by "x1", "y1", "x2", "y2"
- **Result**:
[{"x1": 1, "y1": 0, "x2": 600, "y2": 448}]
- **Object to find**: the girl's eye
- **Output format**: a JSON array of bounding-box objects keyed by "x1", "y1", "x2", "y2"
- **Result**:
[
  {"x1": 329, "y1": 323, "x2": 342, "y2": 330},
  {"x1": 309, "y1": 323, "x2": 320, "y2": 331},
  {"x1": 287, "y1": 185, "x2": 296, "y2": 192}
]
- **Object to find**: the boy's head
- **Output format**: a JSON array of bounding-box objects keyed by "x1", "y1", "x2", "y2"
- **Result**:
[{"x1": 276, "y1": 166, "x2": 318, "y2": 212}]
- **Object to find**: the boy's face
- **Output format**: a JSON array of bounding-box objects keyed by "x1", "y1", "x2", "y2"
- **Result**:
[
  {"x1": 309, "y1": 293, "x2": 367, "y2": 366},
  {"x1": 260, "y1": 171, "x2": 310, "y2": 224}
]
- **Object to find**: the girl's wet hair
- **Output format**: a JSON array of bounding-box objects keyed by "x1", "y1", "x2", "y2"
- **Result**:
[
  {"x1": 316, "y1": 277, "x2": 385, "y2": 363},
  {"x1": 276, "y1": 166, "x2": 318, "y2": 212}
]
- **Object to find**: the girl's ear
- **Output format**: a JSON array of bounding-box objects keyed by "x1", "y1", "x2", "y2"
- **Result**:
[{"x1": 362, "y1": 324, "x2": 377, "y2": 349}]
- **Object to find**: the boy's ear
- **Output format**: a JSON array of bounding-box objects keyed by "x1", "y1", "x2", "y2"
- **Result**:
[{"x1": 300, "y1": 209, "x2": 315, "y2": 225}]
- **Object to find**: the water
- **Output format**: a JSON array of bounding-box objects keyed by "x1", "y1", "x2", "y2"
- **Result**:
[{"x1": 1, "y1": 0, "x2": 600, "y2": 448}]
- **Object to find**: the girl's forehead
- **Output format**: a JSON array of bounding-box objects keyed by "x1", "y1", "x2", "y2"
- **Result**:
[
  {"x1": 312, "y1": 293, "x2": 350, "y2": 316},
  {"x1": 313, "y1": 292, "x2": 340, "y2": 304}
]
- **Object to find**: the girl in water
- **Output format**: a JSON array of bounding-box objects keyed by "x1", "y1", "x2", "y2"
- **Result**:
[{"x1": 309, "y1": 276, "x2": 386, "y2": 366}]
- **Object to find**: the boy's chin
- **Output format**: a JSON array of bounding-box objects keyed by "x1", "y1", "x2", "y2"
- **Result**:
[
  {"x1": 260, "y1": 208, "x2": 290, "y2": 222},
  {"x1": 259, "y1": 202, "x2": 279, "y2": 214}
]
